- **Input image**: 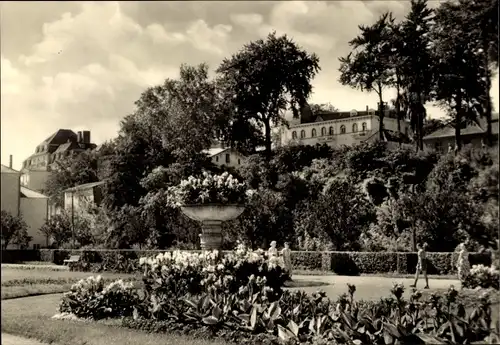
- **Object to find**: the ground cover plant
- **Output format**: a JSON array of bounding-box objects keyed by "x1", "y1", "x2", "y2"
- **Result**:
[
  {"x1": 1, "y1": 294, "x2": 232, "y2": 345},
  {"x1": 57, "y1": 246, "x2": 500, "y2": 345},
  {"x1": 463, "y1": 264, "x2": 500, "y2": 290}
]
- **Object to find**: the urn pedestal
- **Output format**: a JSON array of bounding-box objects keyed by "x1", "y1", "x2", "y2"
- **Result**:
[{"x1": 180, "y1": 204, "x2": 245, "y2": 251}]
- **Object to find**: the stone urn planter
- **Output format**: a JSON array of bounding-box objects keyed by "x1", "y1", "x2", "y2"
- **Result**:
[{"x1": 180, "y1": 204, "x2": 245, "y2": 250}]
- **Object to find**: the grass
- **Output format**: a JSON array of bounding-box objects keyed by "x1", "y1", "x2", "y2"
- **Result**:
[
  {"x1": 1, "y1": 294, "x2": 231, "y2": 345},
  {"x1": 2, "y1": 266, "x2": 498, "y2": 345},
  {"x1": 1, "y1": 268, "x2": 141, "y2": 300}
]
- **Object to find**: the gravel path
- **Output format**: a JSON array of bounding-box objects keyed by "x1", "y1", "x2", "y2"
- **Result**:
[{"x1": 290, "y1": 274, "x2": 461, "y2": 300}]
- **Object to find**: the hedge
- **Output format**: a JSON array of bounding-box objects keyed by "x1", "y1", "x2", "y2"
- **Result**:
[{"x1": 0, "y1": 249, "x2": 492, "y2": 276}]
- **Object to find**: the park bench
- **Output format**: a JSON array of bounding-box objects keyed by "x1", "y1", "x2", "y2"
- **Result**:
[{"x1": 63, "y1": 255, "x2": 81, "y2": 266}]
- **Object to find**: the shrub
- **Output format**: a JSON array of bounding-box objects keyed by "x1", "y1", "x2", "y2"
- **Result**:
[
  {"x1": 66, "y1": 249, "x2": 492, "y2": 276},
  {"x1": 0, "y1": 249, "x2": 40, "y2": 263},
  {"x1": 139, "y1": 245, "x2": 289, "y2": 302},
  {"x1": 1, "y1": 211, "x2": 31, "y2": 249},
  {"x1": 59, "y1": 276, "x2": 138, "y2": 320},
  {"x1": 167, "y1": 171, "x2": 248, "y2": 206},
  {"x1": 290, "y1": 251, "x2": 323, "y2": 270},
  {"x1": 463, "y1": 265, "x2": 500, "y2": 290}
]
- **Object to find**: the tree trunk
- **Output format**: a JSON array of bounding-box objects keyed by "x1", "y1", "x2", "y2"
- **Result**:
[
  {"x1": 455, "y1": 94, "x2": 463, "y2": 152},
  {"x1": 396, "y1": 80, "x2": 402, "y2": 148},
  {"x1": 264, "y1": 120, "x2": 272, "y2": 158},
  {"x1": 378, "y1": 83, "x2": 385, "y2": 142},
  {"x1": 484, "y1": 62, "x2": 493, "y2": 147},
  {"x1": 417, "y1": 92, "x2": 424, "y2": 152}
]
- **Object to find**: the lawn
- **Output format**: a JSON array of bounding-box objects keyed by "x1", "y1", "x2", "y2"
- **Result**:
[
  {"x1": 1, "y1": 294, "x2": 231, "y2": 345},
  {"x1": 2, "y1": 265, "x2": 498, "y2": 345},
  {"x1": 1, "y1": 267, "x2": 140, "y2": 300}
]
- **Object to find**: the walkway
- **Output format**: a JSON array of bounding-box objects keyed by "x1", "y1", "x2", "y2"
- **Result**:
[{"x1": 291, "y1": 274, "x2": 461, "y2": 300}]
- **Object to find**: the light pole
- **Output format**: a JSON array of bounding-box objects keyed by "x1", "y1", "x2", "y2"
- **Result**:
[{"x1": 71, "y1": 191, "x2": 75, "y2": 249}]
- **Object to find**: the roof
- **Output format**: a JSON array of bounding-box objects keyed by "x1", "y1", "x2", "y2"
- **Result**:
[
  {"x1": 63, "y1": 180, "x2": 106, "y2": 193},
  {"x1": 423, "y1": 116, "x2": 499, "y2": 140},
  {"x1": 20, "y1": 186, "x2": 47, "y2": 199},
  {"x1": 1, "y1": 164, "x2": 20, "y2": 174},
  {"x1": 41, "y1": 129, "x2": 77, "y2": 146},
  {"x1": 203, "y1": 147, "x2": 229, "y2": 157}
]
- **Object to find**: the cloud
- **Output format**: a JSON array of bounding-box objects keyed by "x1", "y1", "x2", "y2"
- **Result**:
[{"x1": 1, "y1": 1, "x2": 498, "y2": 170}]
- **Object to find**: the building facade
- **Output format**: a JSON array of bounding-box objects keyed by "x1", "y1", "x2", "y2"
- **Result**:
[
  {"x1": 1, "y1": 164, "x2": 21, "y2": 217},
  {"x1": 1, "y1": 164, "x2": 48, "y2": 248},
  {"x1": 280, "y1": 105, "x2": 411, "y2": 148},
  {"x1": 63, "y1": 181, "x2": 105, "y2": 213},
  {"x1": 20, "y1": 129, "x2": 97, "y2": 192},
  {"x1": 423, "y1": 116, "x2": 499, "y2": 153},
  {"x1": 204, "y1": 146, "x2": 247, "y2": 169}
]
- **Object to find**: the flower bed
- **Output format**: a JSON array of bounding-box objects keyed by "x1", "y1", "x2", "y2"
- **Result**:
[
  {"x1": 60, "y1": 275, "x2": 500, "y2": 344},
  {"x1": 463, "y1": 265, "x2": 500, "y2": 290},
  {"x1": 167, "y1": 172, "x2": 248, "y2": 206},
  {"x1": 57, "y1": 243, "x2": 500, "y2": 345}
]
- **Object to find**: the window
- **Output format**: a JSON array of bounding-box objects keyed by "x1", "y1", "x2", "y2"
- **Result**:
[
  {"x1": 33, "y1": 244, "x2": 41, "y2": 249},
  {"x1": 362, "y1": 122, "x2": 367, "y2": 131},
  {"x1": 352, "y1": 123, "x2": 358, "y2": 133},
  {"x1": 225, "y1": 154, "x2": 230, "y2": 163},
  {"x1": 405, "y1": 127, "x2": 409, "y2": 137},
  {"x1": 321, "y1": 127, "x2": 326, "y2": 136},
  {"x1": 300, "y1": 130, "x2": 306, "y2": 139},
  {"x1": 329, "y1": 127, "x2": 334, "y2": 135},
  {"x1": 292, "y1": 131, "x2": 297, "y2": 139},
  {"x1": 311, "y1": 128, "x2": 317, "y2": 137},
  {"x1": 340, "y1": 125, "x2": 346, "y2": 134},
  {"x1": 216, "y1": 156, "x2": 219, "y2": 162},
  {"x1": 238, "y1": 159, "x2": 241, "y2": 165}
]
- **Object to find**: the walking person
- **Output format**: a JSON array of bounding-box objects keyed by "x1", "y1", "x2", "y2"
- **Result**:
[
  {"x1": 457, "y1": 242, "x2": 470, "y2": 289},
  {"x1": 410, "y1": 242, "x2": 429, "y2": 289},
  {"x1": 281, "y1": 242, "x2": 293, "y2": 279},
  {"x1": 268, "y1": 241, "x2": 278, "y2": 257}
]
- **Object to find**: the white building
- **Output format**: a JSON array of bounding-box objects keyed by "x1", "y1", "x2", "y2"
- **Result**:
[
  {"x1": 280, "y1": 105, "x2": 411, "y2": 148},
  {"x1": 203, "y1": 147, "x2": 247, "y2": 169},
  {"x1": 1, "y1": 161, "x2": 48, "y2": 249}
]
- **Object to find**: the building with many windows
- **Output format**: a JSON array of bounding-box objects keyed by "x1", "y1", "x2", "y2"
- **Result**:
[
  {"x1": 20, "y1": 129, "x2": 97, "y2": 192},
  {"x1": 280, "y1": 104, "x2": 411, "y2": 148}
]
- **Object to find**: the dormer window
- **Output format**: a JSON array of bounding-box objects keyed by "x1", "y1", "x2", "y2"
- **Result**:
[{"x1": 350, "y1": 110, "x2": 358, "y2": 117}]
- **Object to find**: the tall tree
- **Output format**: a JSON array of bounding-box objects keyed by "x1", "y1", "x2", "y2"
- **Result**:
[
  {"x1": 217, "y1": 32, "x2": 320, "y2": 157},
  {"x1": 388, "y1": 20, "x2": 405, "y2": 142},
  {"x1": 398, "y1": 0, "x2": 435, "y2": 151},
  {"x1": 458, "y1": 0, "x2": 498, "y2": 146},
  {"x1": 103, "y1": 64, "x2": 226, "y2": 210},
  {"x1": 432, "y1": 0, "x2": 487, "y2": 151},
  {"x1": 44, "y1": 150, "x2": 100, "y2": 207},
  {"x1": 1, "y1": 211, "x2": 31, "y2": 249},
  {"x1": 339, "y1": 13, "x2": 394, "y2": 141}
]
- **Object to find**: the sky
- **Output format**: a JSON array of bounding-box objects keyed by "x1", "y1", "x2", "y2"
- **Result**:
[{"x1": 1, "y1": 1, "x2": 498, "y2": 170}]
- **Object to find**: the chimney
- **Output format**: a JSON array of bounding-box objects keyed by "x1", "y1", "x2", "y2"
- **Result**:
[
  {"x1": 366, "y1": 105, "x2": 369, "y2": 112},
  {"x1": 9, "y1": 155, "x2": 13, "y2": 169},
  {"x1": 83, "y1": 131, "x2": 90, "y2": 144},
  {"x1": 77, "y1": 131, "x2": 83, "y2": 143}
]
